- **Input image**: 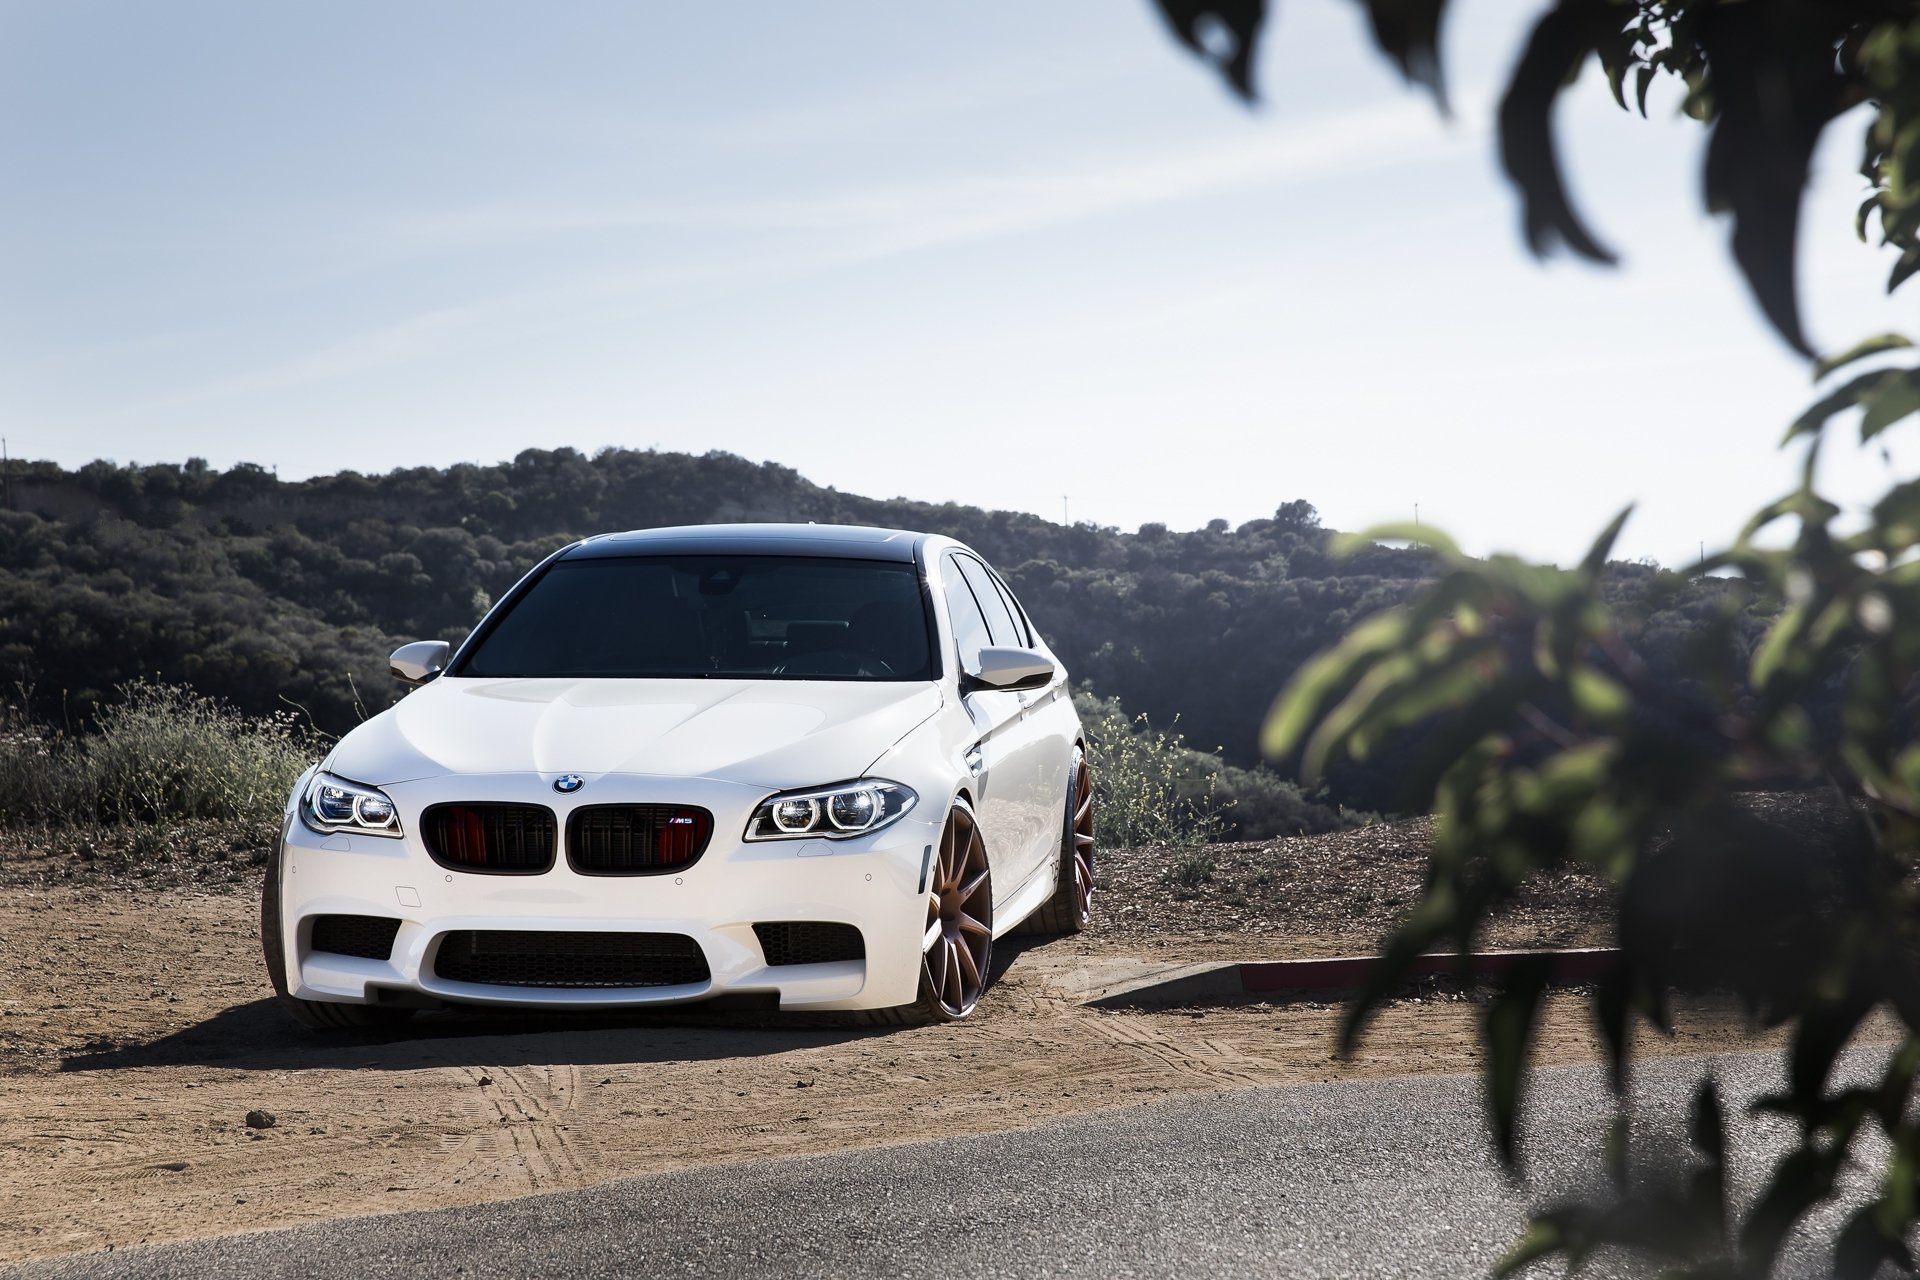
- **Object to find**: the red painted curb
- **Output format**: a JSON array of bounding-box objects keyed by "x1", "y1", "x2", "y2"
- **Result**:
[{"x1": 1236, "y1": 948, "x2": 1620, "y2": 994}]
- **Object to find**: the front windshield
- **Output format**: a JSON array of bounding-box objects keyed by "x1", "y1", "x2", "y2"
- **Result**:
[{"x1": 457, "y1": 555, "x2": 935, "y2": 681}]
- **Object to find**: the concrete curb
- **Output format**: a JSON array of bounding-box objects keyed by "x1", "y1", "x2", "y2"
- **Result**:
[{"x1": 1084, "y1": 948, "x2": 1621, "y2": 1008}]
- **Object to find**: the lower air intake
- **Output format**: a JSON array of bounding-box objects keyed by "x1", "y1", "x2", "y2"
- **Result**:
[
  {"x1": 431, "y1": 930, "x2": 710, "y2": 988},
  {"x1": 754, "y1": 921, "x2": 866, "y2": 966},
  {"x1": 309, "y1": 914, "x2": 402, "y2": 961}
]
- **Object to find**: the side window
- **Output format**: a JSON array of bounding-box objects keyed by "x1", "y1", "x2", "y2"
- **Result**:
[
  {"x1": 985, "y1": 570, "x2": 1033, "y2": 648},
  {"x1": 955, "y1": 555, "x2": 1021, "y2": 648},
  {"x1": 940, "y1": 556, "x2": 994, "y2": 672}
]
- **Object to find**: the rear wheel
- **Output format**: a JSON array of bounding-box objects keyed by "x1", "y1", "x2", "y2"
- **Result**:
[
  {"x1": 1016, "y1": 746, "x2": 1094, "y2": 934},
  {"x1": 260, "y1": 839, "x2": 414, "y2": 1031}
]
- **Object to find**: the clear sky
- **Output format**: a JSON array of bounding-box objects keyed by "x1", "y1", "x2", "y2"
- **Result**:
[{"x1": 1, "y1": 0, "x2": 1913, "y2": 567}]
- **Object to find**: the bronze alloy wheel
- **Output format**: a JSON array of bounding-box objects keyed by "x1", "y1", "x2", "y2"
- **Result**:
[
  {"x1": 1065, "y1": 750, "x2": 1094, "y2": 926},
  {"x1": 1013, "y1": 745, "x2": 1095, "y2": 936},
  {"x1": 922, "y1": 801, "x2": 993, "y2": 1019}
]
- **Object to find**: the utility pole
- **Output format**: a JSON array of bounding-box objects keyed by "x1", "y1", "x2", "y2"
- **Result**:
[
  {"x1": 1062, "y1": 494, "x2": 1070, "y2": 525},
  {"x1": 1414, "y1": 502, "x2": 1420, "y2": 526},
  {"x1": 1, "y1": 436, "x2": 10, "y2": 511}
]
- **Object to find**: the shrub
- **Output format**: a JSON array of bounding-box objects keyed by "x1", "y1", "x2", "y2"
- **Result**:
[
  {"x1": 1205, "y1": 759, "x2": 1377, "y2": 840},
  {"x1": 1170, "y1": 852, "x2": 1216, "y2": 888},
  {"x1": 1073, "y1": 690, "x2": 1370, "y2": 847},
  {"x1": 86, "y1": 684, "x2": 317, "y2": 826},
  {"x1": 0, "y1": 683, "x2": 320, "y2": 828},
  {"x1": 1073, "y1": 691, "x2": 1229, "y2": 848},
  {"x1": 0, "y1": 706, "x2": 89, "y2": 823}
]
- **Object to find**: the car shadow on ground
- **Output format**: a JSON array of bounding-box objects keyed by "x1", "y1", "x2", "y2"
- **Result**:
[
  {"x1": 57, "y1": 936, "x2": 1042, "y2": 1075},
  {"x1": 57, "y1": 1000, "x2": 888, "y2": 1073}
]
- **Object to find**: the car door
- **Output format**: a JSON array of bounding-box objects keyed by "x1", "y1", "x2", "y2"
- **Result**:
[
  {"x1": 941, "y1": 554, "x2": 1031, "y2": 908},
  {"x1": 949, "y1": 553, "x2": 1059, "y2": 896},
  {"x1": 981, "y1": 563, "x2": 1074, "y2": 870}
]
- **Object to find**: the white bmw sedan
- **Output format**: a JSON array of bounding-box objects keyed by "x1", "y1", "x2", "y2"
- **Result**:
[{"x1": 262, "y1": 523, "x2": 1093, "y2": 1028}]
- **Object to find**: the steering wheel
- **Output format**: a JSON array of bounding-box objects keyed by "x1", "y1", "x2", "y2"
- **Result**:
[{"x1": 772, "y1": 650, "x2": 896, "y2": 678}]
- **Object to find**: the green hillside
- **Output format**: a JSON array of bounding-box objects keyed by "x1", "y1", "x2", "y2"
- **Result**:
[{"x1": 0, "y1": 447, "x2": 1756, "y2": 812}]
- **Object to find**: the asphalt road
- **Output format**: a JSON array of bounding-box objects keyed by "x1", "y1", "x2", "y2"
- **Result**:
[{"x1": 6, "y1": 1050, "x2": 1890, "y2": 1280}]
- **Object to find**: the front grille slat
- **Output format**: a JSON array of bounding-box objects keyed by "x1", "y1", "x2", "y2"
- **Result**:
[
  {"x1": 432, "y1": 930, "x2": 710, "y2": 988},
  {"x1": 422, "y1": 803, "x2": 557, "y2": 874},
  {"x1": 567, "y1": 805, "x2": 713, "y2": 875},
  {"x1": 309, "y1": 913, "x2": 402, "y2": 961},
  {"x1": 754, "y1": 921, "x2": 866, "y2": 966}
]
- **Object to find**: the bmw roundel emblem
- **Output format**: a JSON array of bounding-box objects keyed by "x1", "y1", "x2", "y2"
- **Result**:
[{"x1": 553, "y1": 774, "x2": 584, "y2": 794}]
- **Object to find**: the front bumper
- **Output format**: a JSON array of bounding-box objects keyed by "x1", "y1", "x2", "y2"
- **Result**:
[{"x1": 276, "y1": 773, "x2": 937, "y2": 1012}]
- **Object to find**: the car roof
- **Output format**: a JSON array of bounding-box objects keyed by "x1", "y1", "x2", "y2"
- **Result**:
[{"x1": 561, "y1": 523, "x2": 929, "y2": 564}]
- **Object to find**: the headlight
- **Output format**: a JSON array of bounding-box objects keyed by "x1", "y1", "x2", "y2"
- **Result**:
[
  {"x1": 300, "y1": 770, "x2": 403, "y2": 838},
  {"x1": 745, "y1": 779, "x2": 916, "y2": 841}
]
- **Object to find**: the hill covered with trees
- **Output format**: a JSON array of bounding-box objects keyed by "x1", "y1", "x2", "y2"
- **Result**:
[{"x1": 0, "y1": 447, "x2": 1759, "y2": 812}]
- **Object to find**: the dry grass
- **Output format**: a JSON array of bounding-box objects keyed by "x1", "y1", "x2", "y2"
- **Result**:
[{"x1": 0, "y1": 685, "x2": 316, "y2": 829}]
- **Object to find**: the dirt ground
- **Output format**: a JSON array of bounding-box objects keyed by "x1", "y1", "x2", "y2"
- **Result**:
[{"x1": 0, "y1": 797, "x2": 1882, "y2": 1264}]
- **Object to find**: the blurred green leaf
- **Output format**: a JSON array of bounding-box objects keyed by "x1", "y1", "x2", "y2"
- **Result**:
[
  {"x1": 1738, "y1": 1148, "x2": 1832, "y2": 1266},
  {"x1": 1302, "y1": 638, "x2": 1497, "y2": 778},
  {"x1": 1342, "y1": 647, "x2": 1501, "y2": 762},
  {"x1": 1261, "y1": 611, "x2": 1411, "y2": 760},
  {"x1": 1696, "y1": 1, "x2": 1853, "y2": 356},
  {"x1": 1814, "y1": 332, "x2": 1914, "y2": 381},
  {"x1": 1135, "y1": 2, "x2": 1920, "y2": 1269},
  {"x1": 1335, "y1": 902, "x2": 1452, "y2": 1058},
  {"x1": 1493, "y1": 1218, "x2": 1564, "y2": 1277},
  {"x1": 1152, "y1": 0, "x2": 1267, "y2": 101},
  {"x1": 1331, "y1": 523, "x2": 1460, "y2": 559},
  {"x1": 1579, "y1": 504, "x2": 1634, "y2": 577},
  {"x1": 1594, "y1": 964, "x2": 1633, "y2": 1092},
  {"x1": 1498, "y1": 0, "x2": 1621, "y2": 264},
  {"x1": 1687, "y1": 1080, "x2": 1728, "y2": 1241},
  {"x1": 1791, "y1": 995, "x2": 1872, "y2": 1111},
  {"x1": 1893, "y1": 244, "x2": 1920, "y2": 295},
  {"x1": 1861, "y1": 369, "x2": 1920, "y2": 442},
  {"x1": 1484, "y1": 954, "x2": 1552, "y2": 1166},
  {"x1": 1352, "y1": 0, "x2": 1451, "y2": 110},
  {"x1": 1759, "y1": 703, "x2": 1813, "y2": 754},
  {"x1": 1858, "y1": 193, "x2": 1881, "y2": 243},
  {"x1": 1750, "y1": 602, "x2": 1807, "y2": 689},
  {"x1": 1833, "y1": 1201, "x2": 1914, "y2": 1279},
  {"x1": 1784, "y1": 369, "x2": 1894, "y2": 444},
  {"x1": 1568, "y1": 667, "x2": 1629, "y2": 724},
  {"x1": 1603, "y1": 1111, "x2": 1630, "y2": 1192},
  {"x1": 1691, "y1": 1076, "x2": 1725, "y2": 1163},
  {"x1": 1874, "y1": 478, "x2": 1920, "y2": 540}
]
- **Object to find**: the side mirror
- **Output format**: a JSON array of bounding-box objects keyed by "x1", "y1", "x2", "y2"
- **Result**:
[
  {"x1": 390, "y1": 640, "x2": 451, "y2": 686},
  {"x1": 962, "y1": 647, "x2": 1055, "y2": 694}
]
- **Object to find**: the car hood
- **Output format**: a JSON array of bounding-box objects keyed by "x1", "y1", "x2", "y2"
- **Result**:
[{"x1": 326, "y1": 677, "x2": 944, "y2": 790}]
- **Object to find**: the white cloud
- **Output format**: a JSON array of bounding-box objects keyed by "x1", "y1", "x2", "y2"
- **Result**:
[
  {"x1": 384, "y1": 92, "x2": 1487, "y2": 258},
  {"x1": 143, "y1": 93, "x2": 1490, "y2": 410}
]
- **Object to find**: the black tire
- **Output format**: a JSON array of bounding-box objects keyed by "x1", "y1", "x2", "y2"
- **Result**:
[
  {"x1": 853, "y1": 797, "x2": 994, "y2": 1026},
  {"x1": 260, "y1": 838, "x2": 414, "y2": 1031},
  {"x1": 1014, "y1": 745, "x2": 1094, "y2": 935}
]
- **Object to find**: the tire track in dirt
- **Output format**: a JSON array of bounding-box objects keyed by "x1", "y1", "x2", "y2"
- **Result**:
[
  {"x1": 1081, "y1": 1014, "x2": 1279, "y2": 1087},
  {"x1": 433, "y1": 1061, "x2": 590, "y2": 1194},
  {"x1": 1, "y1": 886, "x2": 1811, "y2": 1266}
]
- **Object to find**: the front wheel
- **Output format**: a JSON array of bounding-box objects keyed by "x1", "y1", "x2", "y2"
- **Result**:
[{"x1": 856, "y1": 798, "x2": 994, "y2": 1025}]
